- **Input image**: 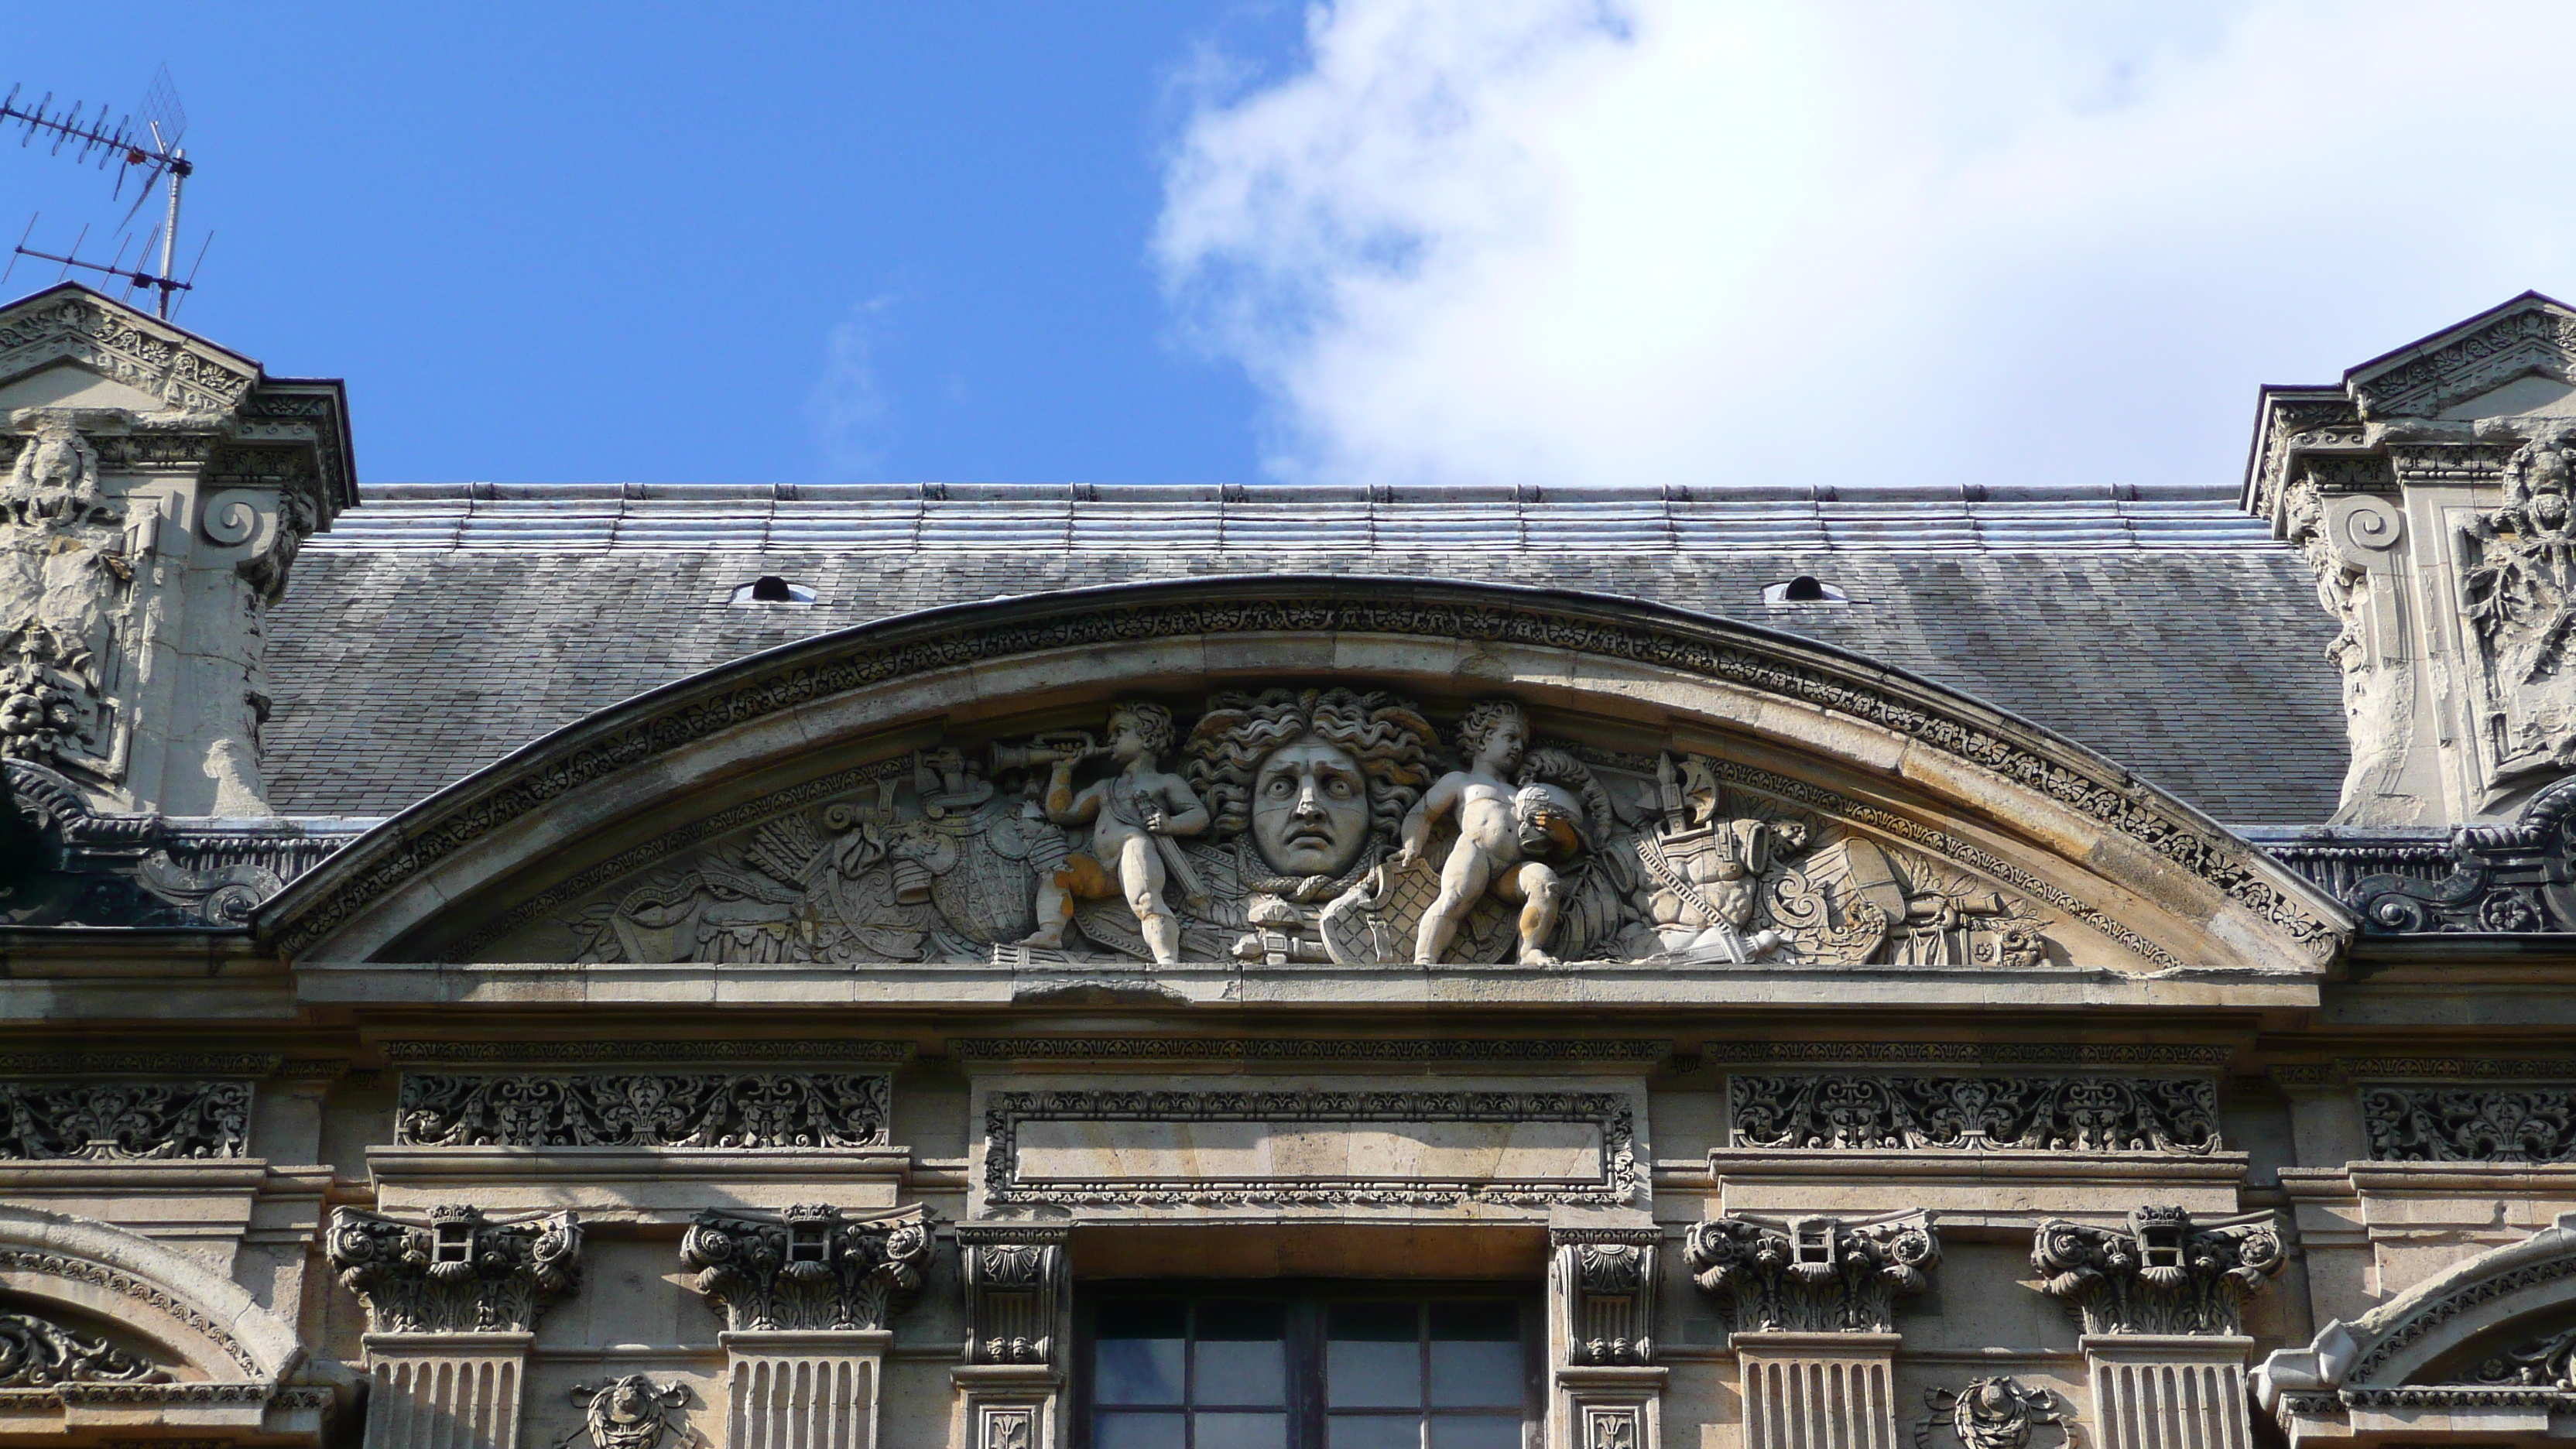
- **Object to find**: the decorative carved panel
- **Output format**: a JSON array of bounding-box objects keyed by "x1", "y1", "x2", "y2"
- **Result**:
[
  {"x1": 395, "y1": 1070, "x2": 889, "y2": 1149},
  {"x1": 2362, "y1": 1083, "x2": 2576, "y2": 1163},
  {"x1": 0, "y1": 1080, "x2": 249, "y2": 1160},
  {"x1": 1728, "y1": 1073, "x2": 2220, "y2": 1154},
  {"x1": 0, "y1": 1310, "x2": 164, "y2": 1386}
]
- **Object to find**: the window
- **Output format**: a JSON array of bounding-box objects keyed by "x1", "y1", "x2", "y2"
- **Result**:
[
  {"x1": 1760, "y1": 575, "x2": 1848, "y2": 605},
  {"x1": 1081, "y1": 1289, "x2": 1539, "y2": 1449},
  {"x1": 728, "y1": 575, "x2": 817, "y2": 605}
]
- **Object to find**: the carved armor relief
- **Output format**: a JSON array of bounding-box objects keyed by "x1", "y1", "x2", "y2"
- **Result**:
[{"x1": 498, "y1": 689, "x2": 2078, "y2": 969}]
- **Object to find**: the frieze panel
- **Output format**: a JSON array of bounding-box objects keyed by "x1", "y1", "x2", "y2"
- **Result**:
[
  {"x1": 2361, "y1": 1084, "x2": 2576, "y2": 1163},
  {"x1": 395, "y1": 1070, "x2": 889, "y2": 1149},
  {"x1": 0, "y1": 1080, "x2": 249, "y2": 1160},
  {"x1": 981, "y1": 1087, "x2": 1641, "y2": 1209},
  {"x1": 273, "y1": 586, "x2": 2340, "y2": 964},
  {"x1": 538, "y1": 692, "x2": 2062, "y2": 972},
  {"x1": 1728, "y1": 1074, "x2": 2221, "y2": 1154}
]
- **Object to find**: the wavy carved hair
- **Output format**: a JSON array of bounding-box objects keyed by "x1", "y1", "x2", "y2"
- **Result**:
[
  {"x1": 1452, "y1": 697, "x2": 1526, "y2": 762},
  {"x1": 1185, "y1": 689, "x2": 1438, "y2": 841},
  {"x1": 1108, "y1": 701, "x2": 1177, "y2": 757}
]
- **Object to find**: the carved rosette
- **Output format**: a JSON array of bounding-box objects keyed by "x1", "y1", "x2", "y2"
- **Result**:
[
  {"x1": 679, "y1": 1204, "x2": 930, "y2": 1333},
  {"x1": 2030, "y1": 1206, "x2": 2283, "y2": 1337},
  {"x1": 326, "y1": 1204, "x2": 583, "y2": 1334},
  {"x1": 959, "y1": 1225, "x2": 1067, "y2": 1365},
  {"x1": 1682, "y1": 1210, "x2": 1938, "y2": 1334},
  {"x1": 1553, "y1": 1228, "x2": 1659, "y2": 1365},
  {"x1": 0, "y1": 1310, "x2": 165, "y2": 1387}
]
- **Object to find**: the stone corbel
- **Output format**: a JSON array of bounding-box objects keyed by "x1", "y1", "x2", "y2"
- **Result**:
[
  {"x1": 681, "y1": 1204, "x2": 933, "y2": 1449},
  {"x1": 1549, "y1": 1227, "x2": 1664, "y2": 1449},
  {"x1": 953, "y1": 1225, "x2": 1068, "y2": 1449}
]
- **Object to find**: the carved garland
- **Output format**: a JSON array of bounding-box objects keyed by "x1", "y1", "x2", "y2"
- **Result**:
[
  {"x1": 269, "y1": 591, "x2": 2341, "y2": 961},
  {"x1": 982, "y1": 1088, "x2": 1640, "y2": 1208}
]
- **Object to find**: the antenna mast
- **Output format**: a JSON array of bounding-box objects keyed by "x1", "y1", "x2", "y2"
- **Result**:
[{"x1": 0, "y1": 65, "x2": 200, "y2": 319}]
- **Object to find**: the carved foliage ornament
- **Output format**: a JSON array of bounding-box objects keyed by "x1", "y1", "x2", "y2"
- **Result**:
[
  {"x1": 326, "y1": 1204, "x2": 583, "y2": 1334},
  {"x1": 275, "y1": 588, "x2": 2334, "y2": 964},
  {"x1": 2362, "y1": 1083, "x2": 2576, "y2": 1163},
  {"x1": 559, "y1": 691, "x2": 2056, "y2": 975},
  {"x1": 1729, "y1": 1074, "x2": 2220, "y2": 1155},
  {"x1": 2345, "y1": 771, "x2": 2576, "y2": 934},
  {"x1": 0, "y1": 1080, "x2": 249, "y2": 1160},
  {"x1": 2030, "y1": 1206, "x2": 2283, "y2": 1337},
  {"x1": 678, "y1": 1204, "x2": 930, "y2": 1333},
  {"x1": 395, "y1": 1070, "x2": 889, "y2": 1150},
  {"x1": 0, "y1": 1310, "x2": 163, "y2": 1388},
  {"x1": 2474, "y1": 1320, "x2": 2576, "y2": 1390},
  {"x1": 1684, "y1": 1211, "x2": 1939, "y2": 1334},
  {"x1": 1914, "y1": 1379, "x2": 2071, "y2": 1449}
]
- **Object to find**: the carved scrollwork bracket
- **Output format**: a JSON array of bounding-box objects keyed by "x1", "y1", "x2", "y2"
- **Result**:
[
  {"x1": 1553, "y1": 1227, "x2": 1659, "y2": 1365},
  {"x1": 2030, "y1": 1205, "x2": 2283, "y2": 1337},
  {"x1": 1683, "y1": 1210, "x2": 1938, "y2": 1334},
  {"x1": 959, "y1": 1225, "x2": 1067, "y2": 1366},
  {"x1": 326, "y1": 1204, "x2": 583, "y2": 1334},
  {"x1": 679, "y1": 1204, "x2": 931, "y2": 1333},
  {"x1": 0, "y1": 1309, "x2": 165, "y2": 1387}
]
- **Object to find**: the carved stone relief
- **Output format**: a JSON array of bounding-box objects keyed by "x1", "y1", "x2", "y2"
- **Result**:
[
  {"x1": 0, "y1": 1080, "x2": 249, "y2": 1160},
  {"x1": 2030, "y1": 1206, "x2": 2283, "y2": 1336},
  {"x1": 1683, "y1": 1211, "x2": 1939, "y2": 1334},
  {"x1": 2361, "y1": 1083, "x2": 2576, "y2": 1163},
  {"x1": 0, "y1": 417, "x2": 126, "y2": 782},
  {"x1": 394, "y1": 1070, "x2": 889, "y2": 1149},
  {"x1": 0, "y1": 1310, "x2": 163, "y2": 1387},
  {"x1": 1553, "y1": 1227, "x2": 1658, "y2": 1365},
  {"x1": 2461, "y1": 430, "x2": 2576, "y2": 786},
  {"x1": 551, "y1": 692, "x2": 2057, "y2": 969},
  {"x1": 678, "y1": 1205, "x2": 930, "y2": 1332},
  {"x1": 326, "y1": 1204, "x2": 584, "y2": 1334},
  {"x1": 1914, "y1": 1378, "x2": 2071, "y2": 1449},
  {"x1": 1728, "y1": 1074, "x2": 2221, "y2": 1154},
  {"x1": 557, "y1": 1375, "x2": 690, "y2": 1449},
  {"x1": 957, "y1": 1225, "x2": 1066, "y2": 1365}
]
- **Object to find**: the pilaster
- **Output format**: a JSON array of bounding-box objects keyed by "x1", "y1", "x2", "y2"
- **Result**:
[
  {"x1": 954, "y1": 1225, "x2": 1069, "y2": 1449},
  {"x1": 683, "y1": 1204, "x2": 932, "y2": 1449},
  {"x1": 1550, "y1": 1227, "x2": 1662, "y2": 1449},
  {"x1": 1685, "y1": 1210, "x2": 1938, "y2": 1449},
  {"x1": 361, "y1": 1331, "x2": 535, "y2": 1449},
  {"x1": 2033, "y1": 1207, "x2": 2283, "y2": 1449}
]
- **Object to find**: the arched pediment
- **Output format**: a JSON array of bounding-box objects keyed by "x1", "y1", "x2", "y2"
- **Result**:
[
  {"x1": 259, "y1": 577, "x2": 2349, "y2": 981},
  {"x1": 0, "y1": 1204, "x2": 302, "y2": 1387}
]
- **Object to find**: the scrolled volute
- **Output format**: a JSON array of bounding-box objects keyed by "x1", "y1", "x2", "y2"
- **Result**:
[
  {"x1": 1683, "y1": 1209, "x2": 1938, "y2": 1334},
  {"x1": 0, "y1": 1309, "x2": 165, "y2": 1387},
  {"x1": 326, "y1": 1204, "x2": 582, "y2": 1334},
  {"x1": 2030, "y1": 1204, "x2": 2283, "y2": 1336},
  {"x1": 679, "y1": 1204, "x2": 931, "y2": 1332}
]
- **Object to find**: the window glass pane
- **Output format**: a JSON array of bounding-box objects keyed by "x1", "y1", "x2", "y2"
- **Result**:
[
  {"x1": 1196, "y1": 1413, "x2": 1288, "y2": 1449},
  {"x1": 1195, "y1": 1302, "x2": 1288, "y2": 1406},
  {"x1": 1428, "y1": 1303, "x2": 1517, "y2": 1341},
  {"x1": 1427, "y1": 1343, "x2": 1521, "y2": 1408},
  {"x1": 1329, "y1": 1415, "x2": 1423, "y2": 1449},
  {"x1": 1096, "y1": 1414, "x2": 1187, "y2": 1449},
  {"x1": 1327, "y1": 1303, "x2": 1421, "y2": 1408},
  {"x1": 1096, "y1": 1302, "x2": 1187, "y2": 1406},
  {"x1": 1429, "y1": 1418, "x2": 1523, "y2": 1449}
]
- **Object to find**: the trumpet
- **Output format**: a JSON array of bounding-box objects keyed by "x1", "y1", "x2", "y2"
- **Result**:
[{"x1": 989, "y1": 731, "x2": 1103, "y2": 772}]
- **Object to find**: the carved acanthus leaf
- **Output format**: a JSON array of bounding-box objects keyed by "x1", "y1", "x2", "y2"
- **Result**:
[
  {"x1": 678, "y1": 1204, "x2": 930, "y2": 1333},
  {"x1": 325, "y1": 1204, "x2": 583, "y2": 1334}
]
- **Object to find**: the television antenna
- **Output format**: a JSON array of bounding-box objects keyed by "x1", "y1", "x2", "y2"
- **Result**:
[{"x1": 0, "y1": 65, "x2": 204, "y2": 320}]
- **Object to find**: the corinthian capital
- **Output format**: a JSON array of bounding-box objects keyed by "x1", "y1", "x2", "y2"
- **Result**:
[
  {"x1": 1683, "y1": 1210, "x2": 1938, "y2": 1334},
  {"x1": 325, "y1": 1204, "x2": 583, "y2": 1334},
  {"x1": 679, "y1": 1204, "x2": 931, "y2": 1333},
  {"x1": 2030, "y1": 1205, "x2": 2284, "y2": 1336}
]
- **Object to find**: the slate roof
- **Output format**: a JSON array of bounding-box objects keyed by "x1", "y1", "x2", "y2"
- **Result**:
[{"x1": 262, "y1": 480, "x2": 2345, "y2": 825}]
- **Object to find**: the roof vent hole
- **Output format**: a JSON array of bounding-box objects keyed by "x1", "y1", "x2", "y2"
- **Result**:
[
  {"x1": 1762, "y1": 575, "x2": 1848, "y2": 606},
  {"x1": 731, "y1": 576, "x2": 817, "y2": 605}
]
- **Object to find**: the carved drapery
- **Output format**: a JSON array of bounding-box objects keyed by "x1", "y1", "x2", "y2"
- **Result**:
[
  {"x1": 1553, "y1": 1228, "x2": 1658, "y2": 1365},
  {"x1": 326, "y1": 1204, "x2": 583, "y2": 1334},
  {"x1": 0, "y1": 1309, "x2": 163, "y2": 1387},
  {"x1": 0, "y1": 1079, "x2": 249, "y2": 1159},
  {"x1": 2031, "y1": 1207, "x2": 2283, "y2": 1337},
  {"x1": 679, "y1": 1205, "x2": 930, "y2": 1333},
  {"x1": 1728, "y1": 1074, "x2": 2220, "y2": 1154},
  {"x1": 395, "y1": 1070, "x2": 889, "y2": 1149},
  {"x1": 958, "y1": 1225, "x2": 1065, "y2": 1366},
  {"x1": 1683, "y1": 1211, "x2": 1938, "y2": 1334}
]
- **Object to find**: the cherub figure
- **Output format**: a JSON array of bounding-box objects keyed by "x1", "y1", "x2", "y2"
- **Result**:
[
  {"x1": 1392, "y1": 698, "x2": 1581, "y2": 966},
  {"x1": 1016, "y1": 701, "x2": 1211, "y2": 964}
]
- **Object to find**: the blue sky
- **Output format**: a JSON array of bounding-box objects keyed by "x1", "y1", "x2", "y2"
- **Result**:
[
  {"x1": 3, "y1": 4, "x2": 1297, "y2": 485},
  {"x1": 14, "y1": 4, "x2": 2576, "y2": 492}
]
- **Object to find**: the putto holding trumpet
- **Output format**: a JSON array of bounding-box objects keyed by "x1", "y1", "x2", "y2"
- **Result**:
[{"x1": 1012, "y1": 701, "x2": 1211, "y2": 965}]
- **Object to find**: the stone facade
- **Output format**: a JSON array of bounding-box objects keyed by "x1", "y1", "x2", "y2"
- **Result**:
[{"x1": 5, "y1": 282, "x2": 2576, "y2": 1449}]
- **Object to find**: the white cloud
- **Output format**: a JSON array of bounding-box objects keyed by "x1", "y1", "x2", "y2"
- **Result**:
[
  {"x1": 1157, "y1": 0, "x2": 2576, "y2": 491},
  {"x1": 812, "y1": 294, "x2": 898, "y2": 475}
]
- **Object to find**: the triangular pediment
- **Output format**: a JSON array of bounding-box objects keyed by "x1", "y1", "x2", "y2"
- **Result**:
[
  {"x1": 0, "y1": 281, "x2": 262, "y2": 415},
  {"x1": 2347, "y1": 289, "x2": 2576, "y2": 420}
]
